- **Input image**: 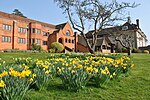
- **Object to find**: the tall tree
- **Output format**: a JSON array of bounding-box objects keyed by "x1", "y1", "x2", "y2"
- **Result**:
[
  {"x1": 54, "y1": 0, "x2": 138, "y2": 54},
  {"x1": 12, "y1": 9, "x2": 27, "y2": 18}
]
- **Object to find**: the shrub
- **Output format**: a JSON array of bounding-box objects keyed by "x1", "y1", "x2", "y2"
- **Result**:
[
  {"x1": 132, "y1": 48, "x2": 142, "y2": 53},
  {"x1": 31, "y1": 43, "x2": 42, "y2": 51},
  {"x1": 50, "y1": 42, "x2": 64, "y2": 53},
  {"x1": 48, "y1": 49, "x2": 55, "y2": 53},
  {"x1": 143, "y1": 50, "x2": 149, "y2": 54}
]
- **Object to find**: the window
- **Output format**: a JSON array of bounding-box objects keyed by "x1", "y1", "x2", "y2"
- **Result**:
[
  {"x1": 31, "y1": 38, "x2": 35, "y2": 44},
  {"x1": 18, "y1": 27, "x2": 21, "y2": 33},
  {"x1": 2, "y1": 25, "x2": 5, "y2": 30},
  {"x1": 2, "y1": 24, "x2": 11, "y2": 31},
  {"x1": 36, "y1": 29, "x2": 41, "y2": 34},
  {"x1": 72, "y1": 40, "x2": 74, "y2": 43},
  {"x1": 65, "y1": 38, "x2": 68, "y2": 43},
  {"x1": 68, "y1": 39, "x2": 71, "y2": 43},
  {"x1": 18, "y1": 38, "x2": 26, "y2": 44},
  {"x1": 42, "y1": 41, "x2": 47, "y2": 45},
  {"x1": 42, "y1": 31, "x2": 48, "y2": 36},
  {"x1": 2, "y1": 37, "x2": 5, "y2": 42},
  {"x1": 66, "y1": 30, "x2": 70, "y2": 36},
  {"x1": 18, "y1": 27, "x2": 26, "y2": 33},
  {"x1": 32, "y1": 28, "x2": 35, "y2": 33},
  {"x1": 36, "y1": 39, "x2": 41, "y2": 44},
  {"x1": 32, "y1": 28, "x2": 41, "y2": 34},
  {"x1": 22, "y1": 28, "x2": 26, "y2": 33},
  {"x1": 2, "y1": 36, "x2": 11, "y2": 43},
  {"x1": 122, "y1": 26, "x2": 128, "y2": 31}
]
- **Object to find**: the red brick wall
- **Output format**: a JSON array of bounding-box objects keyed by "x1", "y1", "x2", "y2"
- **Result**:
[
  {"x1": 14, "y1": 20, "x2": 28, "y2": 50},
  {"x1": 0, "y1": 18, "x2": 13, "y2": 50}
]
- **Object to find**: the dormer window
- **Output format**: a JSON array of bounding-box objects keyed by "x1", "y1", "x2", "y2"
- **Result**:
[
  {"x1": 122, "y1": 26, "x2": 128, "y2": 30},
  {"x1": 66, "y1": 30, "x2": 70, "y2": 36}
]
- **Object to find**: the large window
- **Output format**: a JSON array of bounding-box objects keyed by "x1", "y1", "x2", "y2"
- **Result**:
[
  {"x1": 2, "y1": 36, "x2": 11, "y2": 43},
  {"x1": 18, "y1": 38, "x2": 26, "y2": 44},
  {"x1": 2, "y1": 24, "x2": 11, "y2": 31},
  {"x1": 18, "y1": 27, "x2": 26, "y2": 33}
]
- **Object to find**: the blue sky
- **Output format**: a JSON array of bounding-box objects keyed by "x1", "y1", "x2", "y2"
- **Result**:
[{"x1": 0, "y1": 0, "x2": 149, "y2": 45}]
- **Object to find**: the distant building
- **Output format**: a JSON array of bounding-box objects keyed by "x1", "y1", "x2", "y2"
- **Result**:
[
  {"x1": 0, "y1": 11, "x2": 76, "y2": 52},
  {"x1": 78, "y1": 17, "x2": 148, "y2": 53}
]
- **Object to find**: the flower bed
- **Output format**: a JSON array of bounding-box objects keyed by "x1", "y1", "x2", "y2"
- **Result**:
[{"x1": 0, "y1": 53, "x2": 134, "y2": 99}]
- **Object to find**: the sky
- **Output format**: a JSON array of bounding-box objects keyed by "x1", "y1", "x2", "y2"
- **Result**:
[{"x1": 0, "y1": 0, "x2": 149, "y2": 45}]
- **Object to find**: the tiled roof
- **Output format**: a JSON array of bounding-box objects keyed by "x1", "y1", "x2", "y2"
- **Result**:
[
  {"x1": 85, "y1": 21, "x2": 139, "y2": 38},
  {"x1": 56, "y1": 22, "x2": 67, "y2": 29}
]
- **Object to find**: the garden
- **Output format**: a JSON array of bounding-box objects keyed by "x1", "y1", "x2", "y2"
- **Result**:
[{"x1": 0, "y1": 52, "x2": 149, "y2": 100}]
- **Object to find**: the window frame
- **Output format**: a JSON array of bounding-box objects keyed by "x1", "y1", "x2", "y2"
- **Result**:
[{"x1": 2, "y1": 36, "x2": 11, "y2": 43}]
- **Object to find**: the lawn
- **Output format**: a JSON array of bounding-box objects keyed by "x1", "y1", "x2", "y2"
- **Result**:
[{"x1": 0, "y1": 53, "x2": 150, "y2": 100}]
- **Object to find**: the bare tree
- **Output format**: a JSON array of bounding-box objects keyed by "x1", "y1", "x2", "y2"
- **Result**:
[
  {"x1": 54, "y1": 0, "x2": 138, "y2": 54},
  {"x1": 113, "y1": 29, "x2": 134, "y2": 56}
]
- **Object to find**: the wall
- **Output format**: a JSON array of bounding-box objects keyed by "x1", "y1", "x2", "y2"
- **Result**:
[{"x1": 0, "y1": 18, "x2": 13, "y2": 50}]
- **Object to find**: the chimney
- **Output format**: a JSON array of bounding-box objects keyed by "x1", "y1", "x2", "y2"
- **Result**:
[
  {"x1": 127, "y1": 16, "x2": 131, "y2": 23},
  {"x1": 136, "y1": 19, "x2": 139, "y2": 28}
]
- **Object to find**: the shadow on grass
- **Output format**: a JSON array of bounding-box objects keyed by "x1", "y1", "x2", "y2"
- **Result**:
[
  {"x1": 86, "y1": 79, "x2": 108, "y2": 90},
  {"x1": 46, "y1": 78, "x2": 66, "y2": 92}
]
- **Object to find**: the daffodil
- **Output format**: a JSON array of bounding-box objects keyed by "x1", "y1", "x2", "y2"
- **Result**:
[
  {"x1": 110, "y1": 75, "x2": 113, "y2": 79},
  {"x1": 0, "y1": 80, "x2": 6, "y2": 88},
  {"x1": 0, "y1": 71, "x2": 8, "y2": 77}
]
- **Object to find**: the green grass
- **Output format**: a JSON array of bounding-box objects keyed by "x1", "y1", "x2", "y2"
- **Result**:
[
  {"x1": 0, "y1": 53, "x2": 150, "y2": 100},
  {"x1": 0, "y1": 52, "x2": 49, "y2": 63}
]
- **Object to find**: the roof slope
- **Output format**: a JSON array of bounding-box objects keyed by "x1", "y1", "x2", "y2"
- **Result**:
[
  {"x1": 56, "y1": 22, "x2": 67, "y2": 29},
  {"x1": 85, "y1": 21, "x2": 139, "y2": 38}
]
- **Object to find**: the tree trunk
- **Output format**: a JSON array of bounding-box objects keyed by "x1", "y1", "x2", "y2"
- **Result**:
[
  {"x1": 127, "y1": 48, "x2": 131, "y2": 56},
  {"x1": 88, "y1": 47, "x2": 95, "y2": 54}
]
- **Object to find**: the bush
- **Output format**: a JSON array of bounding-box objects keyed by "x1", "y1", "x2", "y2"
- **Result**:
[
  {"x1": 50, "y1": 42, "x2": 64, "y2": 53},
  {"x1": 116, "y1": 48, "x2": 128, "y2": 53},
  {"x1": 132, "y1": 48, "x2": 142, "y2": 53},
  {"x1": 143, "y1": 50, "x2": 149, "y2": 54},
  {"x1": 31, "y1": 43, "x2": 42, "y2": 51}
]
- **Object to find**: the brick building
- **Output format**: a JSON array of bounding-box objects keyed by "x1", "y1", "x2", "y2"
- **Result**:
[{"x1": 0, "y1": 11, "x2": 77, "y2": 51}]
